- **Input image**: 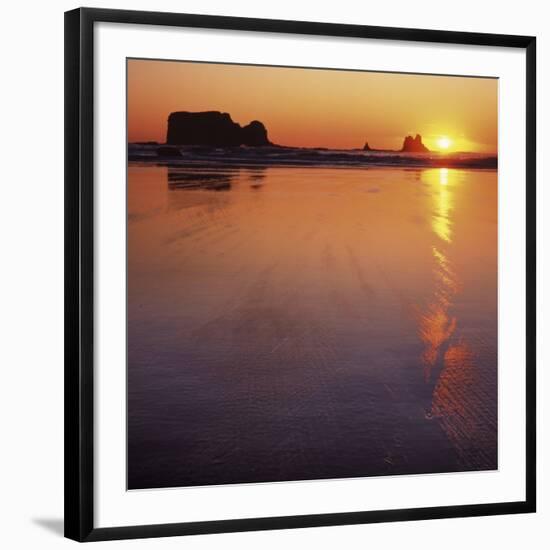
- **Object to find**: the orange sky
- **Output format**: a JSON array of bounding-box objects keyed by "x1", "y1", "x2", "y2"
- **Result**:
[{"x1": 127, "y1": 59, "x2": 498, "y2": 153}]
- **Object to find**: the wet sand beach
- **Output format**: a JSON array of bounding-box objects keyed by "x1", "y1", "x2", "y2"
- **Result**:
[{"x1": 127, "y1": 164, "x2": 497, "y2": 489}]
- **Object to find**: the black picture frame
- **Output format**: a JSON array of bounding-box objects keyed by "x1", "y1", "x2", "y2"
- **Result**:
[{"x1": 65, "y1": 7, "x2": 537, "y2": 542}]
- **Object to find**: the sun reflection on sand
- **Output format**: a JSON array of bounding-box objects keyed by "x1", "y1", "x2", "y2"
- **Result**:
[
  {"x1": 419, "y1": 246, "x2": 458, "y2": 384},
  {"x1": 431, "y1": 168, "x2": 453, "y2": 243},
  {"x1": 413, "y1": 168, "x2": 497, "y2": 467},
  {"x1": 417, "y1": 167, "x2": 477, "y2": 438},
  {"x1": 417, "y1": 169, "x2": 459, "y2": 388}
]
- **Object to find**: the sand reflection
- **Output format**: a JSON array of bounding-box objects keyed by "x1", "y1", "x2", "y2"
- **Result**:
[
  {"x1": 418, "y1": 169, "x2": 459, "y2": 390},
  {"x1": 167, "y1": 166, "x2": 267, "y2": 191},
  {"x1": 416, "y1": 169, "x2": 471, "y2": 426},
  {"x1": 168, "y1": 167, "x2": 236, "y2": 190},
  {"x1": 431, "y1": 168, "x2": 453, "y2": 243},
  {"x1": 419, "y1": 246, "x2": 458, "y2": 385},
  {"x1": 416, "y1": 169, "x2": 495, "y2": 467}
]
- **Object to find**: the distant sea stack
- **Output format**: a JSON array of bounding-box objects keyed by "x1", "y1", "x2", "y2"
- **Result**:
[
  {"x1": 166, "y1": 111, "x2": 272, "y2": 147},
  {"x1": 400, "y1": 134, "x2": 430, "y2": 153},
  {"x1": 363, "y1": 141, "x2": 372, "y2": 151}
]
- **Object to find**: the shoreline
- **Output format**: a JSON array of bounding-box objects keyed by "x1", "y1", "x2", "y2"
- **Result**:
[{"x1": 128, "y1": 144, "x2": 498, "y2": 170}]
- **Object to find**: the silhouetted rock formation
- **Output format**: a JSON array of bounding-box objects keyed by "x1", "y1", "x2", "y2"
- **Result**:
[
  {"x1": 241, "y1": 120, "x2": 270, "y2": 146},
  {"x1": 166, "y1": 111, "x2": 271, "y2": 147},
  {"x1": 363, "y1": 141, "x2": 372, "y2": 151},
  {"x1": 401, "y1": 134, "x2": 429, "y2": 153}
]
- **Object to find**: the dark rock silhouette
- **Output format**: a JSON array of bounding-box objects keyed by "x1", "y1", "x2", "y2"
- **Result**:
[
  {"x1": 361, "y1": 135, "x2": 430, "y2": 153},
  {"x1": 166, "y1": 111, "x2": 272, "y2": 147},
  {"x1": 401, "y1": 134, "x2": 430, "y2": 153},
  {"x1": 241, "y1": 120, "x2": 270, "y2": 146}
]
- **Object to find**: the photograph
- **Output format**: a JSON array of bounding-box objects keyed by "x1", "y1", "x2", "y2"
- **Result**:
[{"x1": 126, "y1": 58, "x2": 499, "y2": 490}]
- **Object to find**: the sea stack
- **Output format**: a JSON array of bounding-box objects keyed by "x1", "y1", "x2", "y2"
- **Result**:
[
  {"x1": 400, "y1": 134, "x2": 429, "y2": 153},
  {"x1": 363, "y1": 141, "x2": 372, "y2": 151},
  {"x1": 166, "y1": 111, "x2": 271, "y2": 147}
]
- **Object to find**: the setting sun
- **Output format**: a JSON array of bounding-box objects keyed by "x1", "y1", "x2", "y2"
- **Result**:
[{"x1": 437, "y1": 136, "x2": 452, "y2": 150}]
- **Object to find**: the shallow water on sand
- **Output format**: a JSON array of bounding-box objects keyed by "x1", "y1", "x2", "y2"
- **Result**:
[{"x1": 127, "y1": 164, "x2": 497, "y2": 489}]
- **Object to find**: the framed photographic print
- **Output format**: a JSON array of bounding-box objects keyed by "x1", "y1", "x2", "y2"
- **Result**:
[{"x1": 64, "y1": 7, "x2": 536, "y2": 542}]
